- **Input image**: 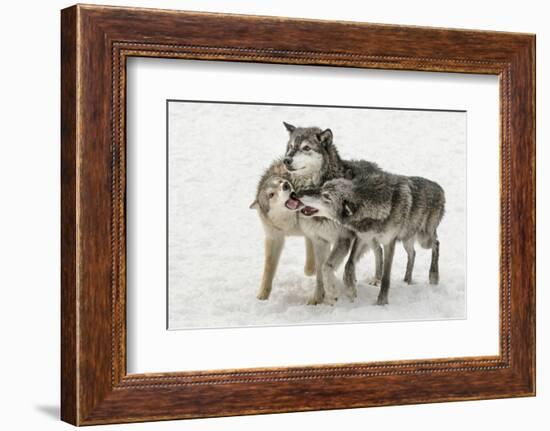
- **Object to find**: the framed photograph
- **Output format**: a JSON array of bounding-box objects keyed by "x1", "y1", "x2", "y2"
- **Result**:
[{"x1": 61, "y1": 4, "x2": 535, "y2": 425}]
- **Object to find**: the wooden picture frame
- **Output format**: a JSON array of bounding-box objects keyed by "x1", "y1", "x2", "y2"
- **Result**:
[{"x1": 61, "y1": 4, "x2": 535, "y2": 425}]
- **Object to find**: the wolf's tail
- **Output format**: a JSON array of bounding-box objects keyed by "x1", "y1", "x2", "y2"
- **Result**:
[
  {"x1": 417, "y1": 182, "x2": 445, "y2": 249},
  {"x1": 428, "y1": 183, "x2": 445, "y2": 236}
]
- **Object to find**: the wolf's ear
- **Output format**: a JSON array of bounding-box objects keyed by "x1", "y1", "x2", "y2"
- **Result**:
[
  {"x1": 317, "y1": 129, "x2": 333, "y2": 147},
  {"x1": 249, "y1": 200, "x2": 259, "y2": 210},
  {"x1": 283, "y1": 122, "x2": 296, "y2": 133},
  {"x1": 342, "y1": 200, "x2": 356, "y2": 218}
]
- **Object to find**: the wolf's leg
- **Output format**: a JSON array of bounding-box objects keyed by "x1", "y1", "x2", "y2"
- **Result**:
[
  {"x1": 429, "y1": 238, "x2": 440, "y2": 285},
  {"x1": 257, "y1": 235, "x2": 285, "y2": 300},
  {"x1": 308, "y1": 240, "x2": 330, "y2": 305},
  {"x1": 304, "y1": 237, "x2": 316, "y2": 276},
  {"x1": 344, "y1": 238, "x2": 361, "y2": 294},
  {"x1": 403, "y1": 237, "x2": 416, "y2": 284},
  {"x1": 323, "y1": 235, "x2": 353, "y2": 303},
  {"x1": 377, "y1": 238, "x2": 396, "y2": 305},
  {"x1": 369, "y1": 239, "x2": 383, "y2": 286},
  {"x1": 426, "y1": 205, "x2": 443, "y2": 284}
]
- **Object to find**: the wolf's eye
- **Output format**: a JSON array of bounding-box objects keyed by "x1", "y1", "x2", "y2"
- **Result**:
[
  {"x1": 268, "y1": 192, "x2": 275, "y2": 199},
  {"x1": 302, "y1": 145, "x2": 311, "y2": 151},
  {"x1": 322, "y1": 193, "x2": 331, "y2": 201}
]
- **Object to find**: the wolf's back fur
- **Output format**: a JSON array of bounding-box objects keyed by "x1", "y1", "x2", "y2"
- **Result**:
[
  {"x1": 406, "y1": 176, "x2": 445, "y2": 247},
  {"x1": 335, "y1": 168, "x2": 445, "y2": 246},
  {"x1": 311, "y1": 164, "x2": 445, "y2": 304},
  {"x1": 342, "y1": 159, "x2": 383, "y2": 181},
  {"x1": 281, "y1": 126, "x2": 384, "y2": 304}
]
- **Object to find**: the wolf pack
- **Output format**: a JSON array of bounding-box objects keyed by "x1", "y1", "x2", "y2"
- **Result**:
[{"x1": 250, "y1": 122, "x2": 445, "y2": 306}]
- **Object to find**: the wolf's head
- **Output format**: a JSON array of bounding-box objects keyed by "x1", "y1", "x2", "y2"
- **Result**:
[
  {"x1": 288, "y1": 178, "x2": 358, "y2": 223},
  {"x1": 250, "y1": 176, "x2": 299, "y2": 216},
  {"x1": 281, "y1": 122, "x2": 342, "y2": 186}
]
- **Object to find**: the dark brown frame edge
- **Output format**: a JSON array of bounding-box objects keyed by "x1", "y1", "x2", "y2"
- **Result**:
[{"x1": 61, "y1": 4, "x2": 535, "y2": 426}]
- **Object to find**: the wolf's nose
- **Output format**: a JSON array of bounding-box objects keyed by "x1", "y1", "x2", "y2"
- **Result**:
[
  {"x1": 283, "y1": 157, "x2": 292, "y2": 167},
  {"x1": 290, "y1": 192, "x2": 297, "y2": 199}
]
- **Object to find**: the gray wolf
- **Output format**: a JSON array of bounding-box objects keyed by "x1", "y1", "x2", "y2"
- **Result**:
[
  {"x1": 281, "y1": 121, "x2": 379, "y2": 189},
  {"x1": 281, "y1": 123, "x2": 382, "y2": 304},
  {"x1": 251, "y1": 122, "x2": 367, "y2": 305},
  {"x1": 250, "y1": 164, "x2": 351, "y2": 305},
  {"x1": 296, "y1": 162, "x2": 445, "y2": 305},
  {"x1": 288, "y1": 190, "x2": 356, "y2": 304},
  {"x1": 250, "y1": 170, "x2": 316, "y2": 301}
]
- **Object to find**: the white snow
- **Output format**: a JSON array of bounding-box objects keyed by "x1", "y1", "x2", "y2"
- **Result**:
[{"x1": 168, "y1": 102, "x2": 466, "y2": 329}]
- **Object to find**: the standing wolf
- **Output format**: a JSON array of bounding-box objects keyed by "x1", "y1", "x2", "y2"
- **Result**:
[
  {"x1": 249, "y1": 170, "x2": 316, "y2": 301},
  {"x1": 252, "y1": 123, "x2": 379, "y2": 304},
  {"x1": 280, "y1": 123, "x2": 382, "y2": 304},
  {"x1": 296, "y1": 162, "x2": 445, "y2": 305}
]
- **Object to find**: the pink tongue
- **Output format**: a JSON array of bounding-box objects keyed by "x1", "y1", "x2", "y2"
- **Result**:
[{"x1": 286, "y1": 198, "x2": 300, "y2": 210}]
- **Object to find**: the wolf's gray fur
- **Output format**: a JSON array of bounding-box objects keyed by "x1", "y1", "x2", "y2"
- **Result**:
[
  {"x1": 298, "y1": 209, "x2": 355, "y2": 305},
  {"x1": 298, "y1": 164, "x2": 445, "y2": 305},
  {"x1": 250, "y1": 171, "x2": 315, "y2": 300},
  {"x1": 251, "y1": 123, "x2": 363, "y2": 304},
  {"x1": 281, "y1": 124, "x2": 383, "y2": 304},
  {"x1": 282, "y1": 122, "x2": 380, "y2": 188}
]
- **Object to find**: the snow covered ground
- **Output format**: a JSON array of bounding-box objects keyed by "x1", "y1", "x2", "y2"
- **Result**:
[{"x1": 168, "y1": 102, "x2": 466, "y2": 330}]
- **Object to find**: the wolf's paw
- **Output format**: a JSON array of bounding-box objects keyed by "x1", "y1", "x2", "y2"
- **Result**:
[
  {"x1": 344, "y1": 285, "x2": 357, "y2": 302},
  {"x1": 304, "y1": 263, "x2": 316, "y2": 277},
  {"x1": 404, "y1": 275, "x2": 413, "y2": 285},
  {"x1": 323, "y1": 277, "x2": 339, "y2": 306},
  {"x1": 256, "y1": 288, "x2": 270, "y2": 301},
  {"x1": 323, "y1": 294, "x2": 338, "y2": 306},
  {"x1": 343, "y1": 269, "x2": 357, "y2": 290},
  {"x1": 376, "y1": 294, "x2": 389, "y2": 306},
  {"x1": 368, "y1": 277, "x2": 382, "y2": 287},
  {"x1": 307, "y1": 293, "x2": 324, "y2": 306}
]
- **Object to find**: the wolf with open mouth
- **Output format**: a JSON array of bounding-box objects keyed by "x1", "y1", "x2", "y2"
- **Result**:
[
  {"x1": 250, "y1": 171, "x2": 316, "y2": 301},
  {"x1": 279, "y1": 123, "x2": 384, "y2": 304},
  {"x1": 252, "y1": 122, "x2": 382, "y2": 305},
  {"x1": 293, "y1": 166, "x2": 445, "y2": 305},
  {"x1": 285, "y1": 188, "x2": 356, "y2": 305}
]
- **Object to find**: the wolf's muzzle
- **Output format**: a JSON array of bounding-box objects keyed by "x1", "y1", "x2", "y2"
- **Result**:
[{"x1": 285, "y1": 192, "x2": 303, "y2": 210}]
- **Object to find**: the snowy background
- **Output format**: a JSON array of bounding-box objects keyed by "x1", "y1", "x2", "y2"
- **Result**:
[{"x1": 168, "y1": 102, "x2": 466, "y2": 329}]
